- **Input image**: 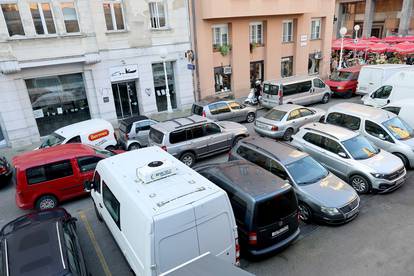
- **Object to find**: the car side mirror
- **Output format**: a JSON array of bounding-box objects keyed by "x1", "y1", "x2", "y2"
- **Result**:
[
  {"x1": 338, "y1": 152, "x2": 347, "y2": 158},
  {"x1": 387, "y1": 99, "x2": 390, "y2": 104},
  {"x1": 84, "y1": 180, "x2": 94, "y2": 192},
  {"x1": 378, "y1": 134, "x2": 386, "y2": 140}
]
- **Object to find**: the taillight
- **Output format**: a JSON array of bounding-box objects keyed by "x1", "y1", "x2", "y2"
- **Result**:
[
  {"x1": 278, "y1": 89, "x2": 283, "y2": 97},
  {"x1": 235, "y1": 238, "x2": 240, "y2": 266},
  {"x1": 161, "y1": 146, "x2": 168, "y2": 152},
  {"x1": 271, "y1": 125, "x2": 278, "y2": 131},
  {"x1": 248, "y1": 232, "x2": 257, "y2": 245},
  {"x1": 202, "y1": 111, "x2": 206, "y2": 117},
  {"x1": 125, "y1": 133, "x2": 129, "y2": 140}
]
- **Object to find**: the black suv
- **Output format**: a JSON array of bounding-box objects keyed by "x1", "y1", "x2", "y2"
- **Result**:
[
  {"x1": 0, "y1": 208, "x2": 89, "y2": 276},
  {"x1": 195, "y1": 160, "x2": 300, "y2": 257}
]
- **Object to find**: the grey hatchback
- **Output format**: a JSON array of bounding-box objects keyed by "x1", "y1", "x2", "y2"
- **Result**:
[
  {"x1": 192, "y1": 100, "x2": 257, "y2": 123},
  {"x1": 229, "y1": 137, "x2": 360, "y2": 224}
]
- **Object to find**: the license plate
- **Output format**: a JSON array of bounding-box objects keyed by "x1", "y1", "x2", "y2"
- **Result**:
[
  {"x1": 272, "y1": 225, "x2": 288, "y2": 237},
  {"x1": 256, "y1": 122, "x2": 267, "y2": 129},
  {"x1": 346, "y1": 208, "x2": 358, "y2": 219},
  {"x1": 395, "y1": 177, "x2": 405, "y2": 185}
]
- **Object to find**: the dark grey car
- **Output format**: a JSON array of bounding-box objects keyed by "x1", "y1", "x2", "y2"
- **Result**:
[
  {"x1": 192, "y1": 100, "x2": 257, "y2": 123},
  {"x1": 229, "y1": 137, "x2": 360, "y2": 224}
]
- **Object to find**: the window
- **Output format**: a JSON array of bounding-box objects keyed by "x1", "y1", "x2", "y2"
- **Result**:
[
  {"x1": 281, "y1": 56, "x2": 293, "y2": 78},
  {"x1": 263, "y1": 84, "x2": 279, "y2": 96},
  {"x1": 282, "y1": 20, "x2": 293, "y2": 42},
  {"x1": 322, "y1": 138, "x2": 345, "y2": 155},
  {"x1": 77, "y1": 156, "x2": 102, "y2": 172},
  {"x1": 303, "y1": 132, "x2": 323, "y2": 147},
  {"x1": 152, "y1": 62, "x2": 177, "y2": 112},
  {"x1": 204, "y1": 123, "x2": 221, "y2": 135},
  {"x1": 93, "y1": 172, "x2": 101, "y2": 194},
  {"x1": 169, "y1": 129, "x2": 187, "y2": 144},
  {"x1": 149, "y1": 2, "x2": 166, "y2": 29},
  {"x1": 255, "y1": 190, "x2": 297, "y2": 227},
  {"x1": 342, "y1": 135, "x2": 379, "y2": 160},
  {"x1": 236, "y1": 146, "x2": 267, "y2": 169},
  {"x1": 326, "y1": 112, "x2": 361, "y2": 131},
  {"x1": 311, "y1": 18, "x2": 321, "y2": 40},
  {"x1": 267, "y1": 159, "x2": 289, "y2": 180},
  {"x1": 249, "y1": 22, "x2": 263, "y2": 45},
  {"x1": 67, "y1": 136, "x2": 81, "y2": 144},
  {"x1": 250, "y1": 61, "x2": 264, "y2": 87},
  {"x1": 214, "y1": 66, "x2": 231, "y2": 93},
  {"x1": 136, "y1": 120, "x2": 155, "y2": 132},
  {"x1": 103, "y1": 182, "x2": 120, "y2": 229},
  {"x1": 308, "y1": 55, "x2": 321, "y2": 75},
  {"x1": 228, "y1": 101, "x2": 242, "y2": 110},
  {"x1": 26, "y1": 160, "x2": 74, "y2": 185},
  {"x1": 61, "y1": 2, "x2": 80, "y2": 33},
  {"x1": 288, "y1": 109, "x2": 301, "y2": 121},
  {"x1": 30, "y1": 3, "x2": 56, "y2": 35},
  {"x1": 149, "y1": 128, "x2": 164, "y2": 144},
  {"x1": 298, "y1": 81, "x2": 312, "y2": 93},
  {"x1": 210, "y1": 102, "x2": 231, "y2": 115},
  {"x1": 212, "y1": 24, "x2": 228, "y2": 48},
  {"x1": 62, "y1": 223, "x2": 82, "y2": 275},
  {"x1": 189, "y1": 125, "x2": 204, "y2": 139},
  {"x1": 372, "y1": 85, "x2": 393, "y2": 99},
  {"x1": 383, "y1": 106, "x2": 401, "y2": 115},
  {"x1": 283, "y1": 83, "x2": 298, "y2": 96},
  {"x1": 1, "y1": 4, "x2": 25, "y2": 36},
  {"x1": 103, "y1": 1, "x2": 125, "y2": 31},
  {"x1": 300, "y1": 108, "x2": 314, "y2": 117},
  {"x1": 313, "y1": 78, "x2": 325, "y2": 88}
]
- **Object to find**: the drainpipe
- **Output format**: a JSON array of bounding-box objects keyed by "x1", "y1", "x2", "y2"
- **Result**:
[{"x1": 188, "y1": 0, "x2": 201, "y2": 101}]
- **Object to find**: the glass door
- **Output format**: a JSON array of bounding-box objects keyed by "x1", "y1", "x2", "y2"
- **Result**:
[
  {"x1": 112, "y1": 81, "x2": 140, "y2": 119},
  {"x1": 0, "y1": 126, "x2": 5, "y2": 147}
]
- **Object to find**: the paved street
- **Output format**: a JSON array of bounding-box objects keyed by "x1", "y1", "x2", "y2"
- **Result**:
[{"x1": 2, "y1": 96, "x2": 414, "y2": 276}]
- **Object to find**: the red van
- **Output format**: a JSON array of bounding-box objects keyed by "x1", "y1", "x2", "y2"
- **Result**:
[
  {"x1": 13, "y1": 144, "x2": 118, "y2": 210},
  {"x1": 325, "y1": 66, "x2": 362, "y2": 98}
]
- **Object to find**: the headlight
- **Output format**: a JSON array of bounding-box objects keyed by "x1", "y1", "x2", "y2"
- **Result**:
[
  {"x1": 337, "y1": 86, "x2": 344, "y2": 90},
  {"x1": 371, "y1": 173, "x2": 386, "y2": 179},
  {"x1": 321, "y1": 206, "x2": 339, "y2": 216}
]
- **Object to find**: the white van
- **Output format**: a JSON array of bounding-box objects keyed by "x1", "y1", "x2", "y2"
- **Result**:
[
  {"x1": 383, "y1": 99, "x2": 414, "y2": 128},
  {"x1": 356, "y1": 64, "x2": 411, "y2": 96},
  {"x1": 87, "y1": 147, "x2": 239, "y2": 276},
  {"x1": 39, "y1": 119, "x2": 117, "y2": 150},
  {"x1": 362, "y1": 69, "x2": 414, "y2": 108}
]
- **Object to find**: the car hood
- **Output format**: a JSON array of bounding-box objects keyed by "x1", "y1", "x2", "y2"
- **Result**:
[
  {"x1": 358, "y1": 150, "x2": 403, "y2": 174},
  {"x1": 219, "y1": 121, "x2": 248, "y2": 133},
  {"x1": 299, "y1": 173, "x2": 357, "y2": 208}
]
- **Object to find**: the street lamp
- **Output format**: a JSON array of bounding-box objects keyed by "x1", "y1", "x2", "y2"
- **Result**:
[
  {"x1": 353, "y1": 25, "x2": 360, "y2": 59},
  {"x1": 338, "y1": 27, "x2": 348, "y2": 70},
  {"x1": 160, "y1": 48, "x2": 173, "y2": 113}
]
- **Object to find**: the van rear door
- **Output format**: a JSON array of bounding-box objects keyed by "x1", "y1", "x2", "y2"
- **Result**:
[{"x1": 359, "y1": 68, "x2": 382, "y2": 95}]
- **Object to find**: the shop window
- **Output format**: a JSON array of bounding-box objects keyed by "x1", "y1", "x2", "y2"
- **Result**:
[
  {"x1": 311, "y1": 18, "x2": 321, "y2": 40},
  {"x1": 103, "y1": 1, "x2": 125, "y2": 31},
  {"x1": 308, "y1": 54, "x2": 320, "y2": 75},
  {"x1": 61, "y1": 2, "x2": 80, "y2": 33},
  {"x1": 152, "y1": 62, "x2": 177, "y2": 112},
  {"x1": 30, "y1": 3, "x2": 56, "y2": 35},
  {"x1": 149, "y1": 1, "x2": 166, "y2": 29},
  {"x1": 249, "y1": 22, "x2": 263, "y2": 45},
  {"x1": 250, "y1": 61, "x2": 264, "y2": 88},
  {"x1": 1, "y1": 4, "x2": 25, "y2": 36},
  {"x1": 214, "y1": 67, "x2": 231, "y2": 93},
  {"x1": 282, "y1": 20, "x2": 293, "y2": 42},
  {"x1": 212, "y1": 24, "x2": 229, "y2": 49},
  {"x1": 281, "y1": 56, "x2": 293, "y2": 78}
]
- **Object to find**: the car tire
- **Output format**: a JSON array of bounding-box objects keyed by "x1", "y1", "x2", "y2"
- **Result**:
[
  {"x1": 128, "y1": 143, "x2": 141, "y2": 151},
  {"x1": 298, "y1": 202, "x2": 313, "y2": 223},
  {"x1": 180, "y1": 152, "x2": 196, "y2": 167},
  {"x1": 246, "y1": 112, "x2": 256, "y2": 123},
  {"x1": 94, "y1": 203, "x2": 103, "y2": 222},
  {"x1": 321, "y1": 93, "x2": 330, "y2": 104},
  {"x1": 105, "y1": 145, "x2": 116, "y2": 151},
  {"x1": 394, "y1": 153, "x2": 409, "y2": 168},
  {"x1": 283, "y1": 128, "x2": 294, "y2": 141},
  {"x1": 36, "y1": 195, "x2": 58, "y2": 210},
  {"x1": 350, "y1": 175, "x2": 371, "y2": 194},
  {"x1": 319, "y1": 115, "x2": 325, "y2": 123}
]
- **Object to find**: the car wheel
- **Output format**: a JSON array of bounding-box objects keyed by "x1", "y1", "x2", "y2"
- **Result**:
[
  {"x1": 298, "y1": 202, "x2": 312, "y2": 223},
  {"x1": 180, "y1": 152, "x2": 196, "y2": 167},
  {"x1": 36, "y1": 195, "x2": 58, "y2": 210},
  {"x1": 94, "y1": 203, "x2": 103, "y2": 222},
  {"x1": 105, "y1": 145, "x2": 116, "y2": 151},
  {"x1": 321, "y1": 93, "x2": 330, "y2": 104},
  {"x1": 246, "y1": 112, "x2": 256, "y2": 123},
  {"x1": 350, "y1": 175, "x2": 371, "y2": 194},
  {"x1": 128, "y1": 143, "x2": 141, "y2": 151},
  {"x1": 283, "y1": 128, "x2": 294, "y2": 141},
  {"x1": 319, "y1": 115, "x2": 325, "y2": 123},
  {"x1": 395, "y1": 153, "x2": 409, "y2": 168}
]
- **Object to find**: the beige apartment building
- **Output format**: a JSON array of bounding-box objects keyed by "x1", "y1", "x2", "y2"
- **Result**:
[{"x1": 190, "y1": 0, "x2": 335, "y2": 100}]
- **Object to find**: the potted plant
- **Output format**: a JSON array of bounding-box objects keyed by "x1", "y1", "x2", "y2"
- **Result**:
[
  {"x1": 250, "y1": 42, "x2": 258, "y2": 53},
  {"x1": 219, "y1": 44, "x2": 231, "y2": 56}
]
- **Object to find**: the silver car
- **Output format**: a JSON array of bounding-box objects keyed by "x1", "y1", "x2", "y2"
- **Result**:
[
  {"x1": 254, "y1": 104, "x2": 325, "y2": 141},
  {"x1": 326, "y1": 102, "x2": 414, "y2": 168},
  {"x1": 229, "y1": 137, "x2": 360, "y2": 224},
  {"x1": 148, "y1": 115, "x2": 249, "y2": 167},
  {"x1": 291, "y1": 123, "x2": 406, "y2": 194},
  {"x1": 118, "y1": 116, "x2": 158, "y2": 150},
  {"x1": 191, "y1": 100, "x2": 257, "y2": 123}
]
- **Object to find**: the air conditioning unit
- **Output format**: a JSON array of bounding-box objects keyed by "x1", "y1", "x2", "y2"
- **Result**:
[
  {"x1": 137, "y1": 160, "x2": 177, "y2": 184},
  {"x1": 223, "y1": 66, "x2": 232, "y2": 75}
]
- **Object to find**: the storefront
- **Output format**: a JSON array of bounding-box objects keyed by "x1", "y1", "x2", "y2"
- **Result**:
[
  {"x1": 214, "y1": 66, "x2": 232, "y2": 93},
  {"x1": 152, "y1": 61, "x2": 177, "y2": 112},
  {"x1": 281, "y1": 56, "x2": 294, "y2": 78},
  {"x1": 250, "y1": 61, "x2": 264, "y2": 87},
  {"x1": 308, "y1": 52, "x2": 322, "y2": 75}
]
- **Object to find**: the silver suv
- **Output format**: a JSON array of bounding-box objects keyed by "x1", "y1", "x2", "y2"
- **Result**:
[
  {"x1": 148, "y1": 115, "x2": 249, "y2": 167},
  {"x1": 229, "y1": 137, "x2": 360, "y2": 224},
  {"x1": 192, "y1": 100, "x2": 256, "y2": 123},
  {"x1": 291, "y1": 123, "x2": 406, "y2": 194}
]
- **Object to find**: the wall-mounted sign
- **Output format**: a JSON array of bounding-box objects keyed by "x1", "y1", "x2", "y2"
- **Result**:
[
  {"x1": 110, "y1": 64, "x2": 139, "y2": 82},
  {"x1": 223, "y1": 66, "x2": 232, "y2": 75},
  {"x1": 33, "y1": 109, "x2": 44, "y2": 119},
  {"x1": 300, "y1": 42, "x2": 307, "y2": 47},
  {"x1": 103, "y1": 96, "x2": 110, "y2": 103},
  {"x1": 300, "y1": 35, "x2": 308, "y2": 42},
  {"x1": 187, "y1": 64, "x2": 195, "y2": 70}
]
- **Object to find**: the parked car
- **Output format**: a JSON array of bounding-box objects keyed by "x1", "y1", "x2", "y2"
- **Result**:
[
  {"x1": 39, "y1": 119, "x2": 118, "y2": 150},
  {"x1": 291, "y1": 123, "x2": 406, "y2": 194},
  {"x1": 0, "y1": 208, "x2": 89, "y2": 276},
  {"x1": 254, "y1": 104, "x2": 325, "y2": 141},
  {"x1": 260, "y1": 75, "x2": 331, "y2": 109},
  {"x1": 356, "y1": 64, "x2": 410, "y2": 96},
  {"x1": 118, "y1": 115, "x2": 158, "y2": 150},
  {"x1": 0, "y1": 156, "x2": 12, "y2": 185},
  {"x1": 325, "y1": 66, "x2": 361, "y2": 98},
  {"x1": 383, "y1": 99, "x2": 414, "y2": 128},
  {"x1": 148, "y1": 115, "x2": 249, "y2": 167},
  {"x1": 85, "y1": 147, "x2": 240, "y2": 275},
  {"x1": 192, "y1": 100, "x2": 257, "y2": 123},
  {"x1": 195, "y1": 160, "x2": 300, "y2": 256},
  {"x1": 229, "y1": 137, "x2": 360, "y2": 224},
  {"x1": 326, "y1": 103, "x2": 414, "y2": 168},
  {"x1": 13, "y1": 144, "x2": 117, "y2": 210}
]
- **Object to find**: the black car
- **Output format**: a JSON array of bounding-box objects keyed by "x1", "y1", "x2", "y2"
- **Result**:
[
  {"x1": 0, "y1": 208, "x2": 89, "y2": 276},
  {"x1": 0, "y1": 156, "x2": 12, "y2": 185},
  {"x1": 195, "y1": 160, "x2": 300, "y2": 257}
]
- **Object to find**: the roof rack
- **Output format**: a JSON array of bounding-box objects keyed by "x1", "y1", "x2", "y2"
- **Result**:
[
  {"x1": 304, "y1": 126, "x2": 339, "y2": 140},
  {"x1": 171, "y1": 117, "x2": 207, "y2": 129}
]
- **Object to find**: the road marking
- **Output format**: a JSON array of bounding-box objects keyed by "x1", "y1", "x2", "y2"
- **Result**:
[{"x1": 79, "y1": 211, "x2": 112, "y2": 276}]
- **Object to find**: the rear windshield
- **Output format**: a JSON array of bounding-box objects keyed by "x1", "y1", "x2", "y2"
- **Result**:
[
  {"x1": 263, "y1": 109, "x2": 287, "y2": 121},
  {"x1": 119, "y1": 122, "x2": 131, "y2": 134},
  {"x1": 263, "y1": 84, "x2": 279, "y2": 95},
  {"x1": 192, "y1": 104, "x2": 204, "y2": 116},
  {"x1": 149, "y1": 128, "x2": 164, "y2": 144},
  {"x1": 255, "y1": 189, "x2": 297, "y2": 227},
  {"x1": 39, "y1": 133, "x2": 65, "y2": 148}
]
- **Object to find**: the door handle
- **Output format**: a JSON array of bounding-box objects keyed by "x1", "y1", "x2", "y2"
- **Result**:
[{"x1": 99, "y1": 203, "x2": 103, "y2": 209}]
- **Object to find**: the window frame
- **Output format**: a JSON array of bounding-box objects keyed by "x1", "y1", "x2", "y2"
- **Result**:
[
  {"x1": 1, "y1": 3, "x2": 25, "y2": 37},
  {"x1": 212, "y1": 24, "x2": 229, "y2": 48},
  {"x1": 77, "y1": 156, "x2": 102, "y2": 173},
  {"x1": 60, "y1": 1, "x2": 81, "y2": 34},
  {"x1": 30, "y1": 2, "x2": 57, "y2": 35},
  {"x1": 148, "y1": 1, "x2": 168, "y2": 30},
  {"x1": 310, "y1": 18, "x2": 321, "y2": 40},
  {"x1": 282, "y1": 20, "x2": 293, "y2": 43},
  {"x1": 364, "y1": 120, "x2": 394, "y2": 143},
  {"x1": 102, "y1": 181, "x2": 121, "y2": 229},
  {"x1": 26, "y1": 160, "x2": 74, "y2": 185},
  {"x1": 103, "y1": 0, "x2": 126, "y2": 32},
  {"x1": 249, "y1": 21, "x2": 263, "y2": 45}
]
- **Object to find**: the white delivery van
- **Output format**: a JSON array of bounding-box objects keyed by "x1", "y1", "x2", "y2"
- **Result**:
[
  {"x1": 383, "y1": 99, "x2": 414, "y2": 128},
  {"x1": 86, "y1": 147, "x2": 239, "y2": 276},
  {"x1": 362, "y1": 69, "x2": 414, "y2": 107},
  {"x1": 356, "y1": 64, "x2": 411, "y2": 96},
  {"x1": 39, "y1": 119, "x2": 118, "y2": 150}
]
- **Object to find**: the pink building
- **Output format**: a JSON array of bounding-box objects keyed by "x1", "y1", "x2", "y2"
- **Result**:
[{"x1": 190, "y1": 0, "x2": 335, "y2": 100}]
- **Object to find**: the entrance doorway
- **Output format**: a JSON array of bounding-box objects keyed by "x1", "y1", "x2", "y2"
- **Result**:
[
  {"x1": 250, "y1": 61, "x2": 264, "y2": 87},
  {"x1": 112, "y1": 81, "x2": 140, "y2": 119}
]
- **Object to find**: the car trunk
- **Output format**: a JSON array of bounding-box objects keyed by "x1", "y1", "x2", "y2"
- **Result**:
[{"x1": 118, "y1": 122, "x2": 132, "y2": 143}]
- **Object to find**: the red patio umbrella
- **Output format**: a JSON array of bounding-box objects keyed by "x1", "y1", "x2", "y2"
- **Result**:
[
  {"x1": 384, "y1": 36, "x2": 405, "y2": 43},
  {"x1": 343, "y1": 40, "x2": 370, "y2": 51},
  {"x1": 367, "y1": 36, "x2": 381, "y2": 42},
  {"x1": 388, "y1": 41, "x2": 414, "y2": 54},
  {"x1": 367, "y1": 42, "x2": 390, "y2": 53},
  {"x1": 331, "y1": 38, "x2": 353, "y2": 50}
]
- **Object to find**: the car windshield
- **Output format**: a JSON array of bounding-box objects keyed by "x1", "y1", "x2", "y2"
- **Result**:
[
  {"x1": 382, "y1": 117, "x2": 414, "y2": 141},
  {"x1": 93, "y1": 147, "x2": 115, "y2": 158},
  {"x1": 342, "y1": 135, "x2": 379, "y2": 160},
  {"x1": 330, "y1": 71, "x2": 353, "y2": 81},
  {"x1": 39, "y1": 133, "x2": 65, "y2": 148},
  {"x1": 263, "y1": 109, "x2": 287, "y2": 121},
  {"x1": 285, "y1": 156, "x2": 329, "y2": 186}
]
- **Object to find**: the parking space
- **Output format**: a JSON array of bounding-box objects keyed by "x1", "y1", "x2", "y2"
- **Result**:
[{"x1": 2, "y1": 96, "x2": 414, "y2": 276}]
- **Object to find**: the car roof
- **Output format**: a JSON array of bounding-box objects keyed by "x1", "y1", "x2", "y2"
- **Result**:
[
  {"x1": 1, "y1": 209, "x2": 69, "y2": 276},
  {"x1": 54, "y1": 119, "x2": 112, "y2": 139},
  {"x1": 13, "y1": 144, "x2": 97, "y2": 170},
  {"x1": 263, "y1": 75, "x2": 319, "y2": 86},
  {"x1": 120, "y1": 115, "x2": 149, "y2": 125},
  {"x1": 239, "y1": 137, "x2": 308, "y2": 165},
  {"x1": 150, "y1": 115, "x2": 211, "y2": 133},
  {"x1": 339, "y1": 65, "x2": 362, "y2": 73},
  {"x1": 303, "y1": 122, "x2": 358, "y2": 141},
  {"x1": 195, "y1": 160, "x2": 291, "y2": 201},
  {"x1": 361, "y1": 64, "x2": 411, "y2": 70},
  {"x1": 329, "y1": 103, "x2": 395, "y2": 123},
  {"x1": 270, "y1": 104, "x2": 304, "y2": 112}
]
